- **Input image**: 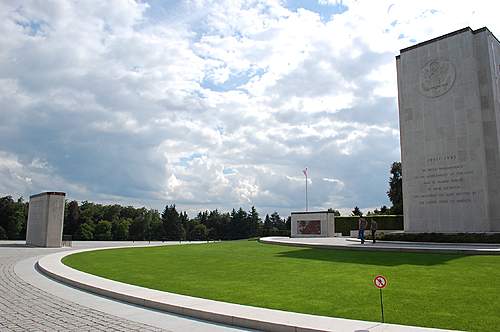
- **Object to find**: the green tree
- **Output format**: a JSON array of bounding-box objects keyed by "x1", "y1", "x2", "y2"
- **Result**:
[
  {"x1": 80, "y1": 201, "x2": 104, "y2": 223},
  {"x1": 161, "y1": 205, "x2": 185, "y2": 241},
  {"x1": 270, "y1": 212, "x2": 286, "y2": 230},
  {"x1": 94, "y1": 220, "x2": 112, "y2": 240},
  {"x1": 247, "y1": 206, "x2": 260, "y2": 237},
  {"x1": 286, "y1": 216, "x2": 291, "y2": 230},
  {"x1": 149, "y1": 210, "x2": 163, "y2": 240},
  {"x1": 8, "y1": 209, "x2": 24, "y2": 239},
  {"x1": 112, "y1": 218, "x2": 131, "y2": 240},
  {"x1": 190, "y1": 223, "x2": 208, "y2": 241},
  {"x1": 387, "y1": 161, "x2": 403, "y2": 214},
  {"x1": 103, "y1": 204, "x2": 121, "y2": 222},
  {"x1": 352, "y1": 206, "x2": 363, "y2": 216},
  {"x1": 179, "y1": 211, "x2": 190, "y2": 241},
  {"x1": 263, "y1": 214, "x2": 272, "y2": 233},
  {"x1": 230, "y1": 208, "x2": 248, "y2": 239},
  {"x1": 0, "y1": 225, "x2": 7, "y2": 240},
  {"x1": 19, "y1": 199, "x2": 29, "y2": 238},
  {"x1": 75, "y1": 222, "x2": 95, "y2": 240},
  {"x1": 327, "y1": 208, "x2": 341, "y2": 216},
  {"x1": 65, "y1": 200, "x2": 80, "y2": 236},
  {"x1": 120, "y1": 206, "x2": 140, "y2": 220},
  {"x1": 129, "y1": 214, "x2": 145, "y2": 241},
  {"x1": 205, "y1": 210, "x2": 230, "y2": 240},
  {"x1": 0, "y1": 196, "x2": 26, "y2": 239}
]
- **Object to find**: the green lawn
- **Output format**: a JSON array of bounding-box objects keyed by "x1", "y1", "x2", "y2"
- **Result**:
[{"x1": 62, "y1": 240, "x2": 500, "y2": 331}]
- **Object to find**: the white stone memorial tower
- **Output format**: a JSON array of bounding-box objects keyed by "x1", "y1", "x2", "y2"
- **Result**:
[
  {"x1": 26, "y1": 192, "x2": 66, "y2": 247},
  {"x1": 396, "y1": 27, "x2": 500, "y2": 233}
]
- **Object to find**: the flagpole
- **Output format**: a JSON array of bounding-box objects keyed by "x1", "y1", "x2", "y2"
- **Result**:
[
  {"x1": 302, "y1": 168, "x2": 309, "y2": 212},
  {"x1": 305, "y1": 172, "x2": 308, "y2": 212}
]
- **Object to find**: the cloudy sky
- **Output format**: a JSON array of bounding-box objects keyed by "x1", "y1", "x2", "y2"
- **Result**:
[{"x1": 0, "y1": 0, "x2": 498, "y2": 216}]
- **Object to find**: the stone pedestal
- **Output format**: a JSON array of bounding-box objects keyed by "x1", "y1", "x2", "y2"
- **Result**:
[
  {"x1": 291, "y1": 211, "x2": 335, "y2": 237},
  {"x1": 26, "y1": 192, "x2": 66, "y2": 247},
  {"x1": 396, "y1": 27, "x2": 500, "y2": 233}
]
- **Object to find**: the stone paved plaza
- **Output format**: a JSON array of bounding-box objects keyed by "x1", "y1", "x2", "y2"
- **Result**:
[
  {"x1": 0, "y1": 244, "x2": 164, "y2": 332},
  {"x1": 0, "y1": 241, "x2": 246, "y2": 332}
]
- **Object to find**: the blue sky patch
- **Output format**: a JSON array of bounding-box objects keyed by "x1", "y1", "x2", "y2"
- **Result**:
[
  {"x1": 285, "y1": 0, "x2": 348, "y2": 22},
  {"x1": 201, "y1": 68, "x2": 266, "y2": 92},
  {"x1": 223, "y1": 167, "x2": 237, "y2": 175},
  {"x1": 15, "y1": 19, "x2": 45, "y2": 36},
  {"x1": 178, "y1": 152, "x2": 204, "y2": 167}
]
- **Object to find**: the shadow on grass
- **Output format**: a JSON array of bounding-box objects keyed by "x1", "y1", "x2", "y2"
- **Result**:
[{"x1": 275, "y1": 247, "x2": 463, "y2": 266}]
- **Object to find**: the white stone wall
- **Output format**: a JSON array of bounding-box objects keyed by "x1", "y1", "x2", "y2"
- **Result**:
[
  {"x1": 26, "y1": 192, "x2": 65, "y2": 247},
  {"x1": 484, "y1": 32, "x2": 500, "y2": 231},
  {"x1": 26, "y1": 195, "x2": 46, "y2": 246},
  {"x1": 290, "y1": 212, "x2": 335, "y2": 237},
  {"x1": 397, "y1": 27, "x2": 500, "y2": 233}
]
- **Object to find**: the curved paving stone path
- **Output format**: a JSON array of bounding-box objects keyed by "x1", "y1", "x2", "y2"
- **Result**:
[{"x1": 0, "y1": 245, "x2": 164, "y2": 332}]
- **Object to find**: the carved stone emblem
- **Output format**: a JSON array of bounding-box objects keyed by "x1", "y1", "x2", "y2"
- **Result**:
[{"x1": 419, "y1": 59, "x2": 456, "y2": 98}]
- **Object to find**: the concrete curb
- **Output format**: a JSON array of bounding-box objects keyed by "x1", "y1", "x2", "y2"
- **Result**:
[
  {"x1": 37, "y1": 245, "x2": 456, "y2": 332},
  {"x1": 259, "y1": 237, "x2": 500, "y2": 255}
]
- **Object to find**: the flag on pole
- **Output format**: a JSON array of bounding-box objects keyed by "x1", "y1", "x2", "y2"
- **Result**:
[{"x1": 303, "y1": 167, "x2": 308, "y2": 211}]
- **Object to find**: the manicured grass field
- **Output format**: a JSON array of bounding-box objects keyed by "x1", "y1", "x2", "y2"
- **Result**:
[{"x1": 63, "y1": 240, "x2": 500, "y2": 331}]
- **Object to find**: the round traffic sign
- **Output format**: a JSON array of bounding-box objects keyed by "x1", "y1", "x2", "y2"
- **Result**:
[{"x1": 374, "y1": 275, "x2": 387, "y2": 289}]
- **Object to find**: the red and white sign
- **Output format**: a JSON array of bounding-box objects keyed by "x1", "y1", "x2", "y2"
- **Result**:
[{"x1": 374, "y1": 275, "x2": 387, "y2": 289}]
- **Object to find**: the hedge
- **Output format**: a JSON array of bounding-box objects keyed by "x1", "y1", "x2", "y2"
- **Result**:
[
  {"x1": 381, "y1": 232, "x2": 500, "y2": 244},
  {"x1": 334, "y1": 215, "x2": 404, "y2": 236},
  {"x1": 260, "y1": 229, "x2": 291, "y2": 237}
]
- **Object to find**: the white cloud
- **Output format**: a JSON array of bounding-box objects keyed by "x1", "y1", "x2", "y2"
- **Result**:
[
  {"x1": 322, "y1": 177, "x2": 344, "y2": 187},
  {"x1": 0, "y1": 0, "x2": 498, "y2": 216},
  {"x1": 0, "y1": 151, "x2": 88, "y2": 199}
]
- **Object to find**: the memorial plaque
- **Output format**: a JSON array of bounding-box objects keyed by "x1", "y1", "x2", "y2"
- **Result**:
[
  {"x1": 396, "y1": 27, "x2": 500, "y2": 232},
  {"x1": 297, "y1": 220, "x2": 321, "y2": 235}
]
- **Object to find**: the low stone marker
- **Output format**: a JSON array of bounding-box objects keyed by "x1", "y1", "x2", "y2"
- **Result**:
[
  {"x1": 26, "y1": 192, "x2": 66, "y2": 247},
  {"x1": 290, "y1": 211, "x2": 336, "y2": 238}
]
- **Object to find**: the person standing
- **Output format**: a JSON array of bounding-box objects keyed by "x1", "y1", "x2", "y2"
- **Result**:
[
  {"x1": 358, "y1": 217, "x2": 367, "y2": 244},
  {"x1": 371, "y1": 219, "x2": 378, "y2": 244}
]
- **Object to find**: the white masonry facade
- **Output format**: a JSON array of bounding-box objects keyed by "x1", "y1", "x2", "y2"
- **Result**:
[{"x1": 397, "y1": 27, "x2": 500, "y2": 233}]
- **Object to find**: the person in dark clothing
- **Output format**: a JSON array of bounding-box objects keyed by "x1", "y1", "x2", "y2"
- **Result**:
[
  {"x1": 371, "y1": 219, "x2": 378, "y2": 244},
  {"x1": 358, "y1": 217, "x2": 367, "y2": 244}
]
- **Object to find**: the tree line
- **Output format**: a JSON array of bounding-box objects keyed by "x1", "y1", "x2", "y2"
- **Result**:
[
  {"x1": 0, "y1": 196, "x2": 27, "y2": 240},
  {"x1": 0, "y1": 161, "x2": 403, "y2": 240},
  {"x1": 0, "y1": 197, "x2": 290, "y2": 241}
]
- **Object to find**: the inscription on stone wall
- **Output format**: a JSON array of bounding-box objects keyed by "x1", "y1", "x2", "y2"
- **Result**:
[
  {"x1": 411, "y1": 160, "x2": 477, "y2": 206},
  {"x1": 419, "y1": 59, "x2": 456, "y2": 98},
  {"x1": 297, "y1": 220, "x2": 321, "y2": 234}
]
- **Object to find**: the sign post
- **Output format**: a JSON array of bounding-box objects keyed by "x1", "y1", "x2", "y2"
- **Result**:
[{"x1": 373, "y1": 275, "x2": 387, "y2": 323}]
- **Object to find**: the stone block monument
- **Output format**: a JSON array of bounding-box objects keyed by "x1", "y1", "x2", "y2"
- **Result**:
[
  {"x1": 291, "y1": 211, "x2": 335, "y2": 237},
  {"x1": 396, "y1": 27, "x2": 500, "y2": 232},
  {"x1": 26, "y1": 192, "x2": 66, "y2": 247}
]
